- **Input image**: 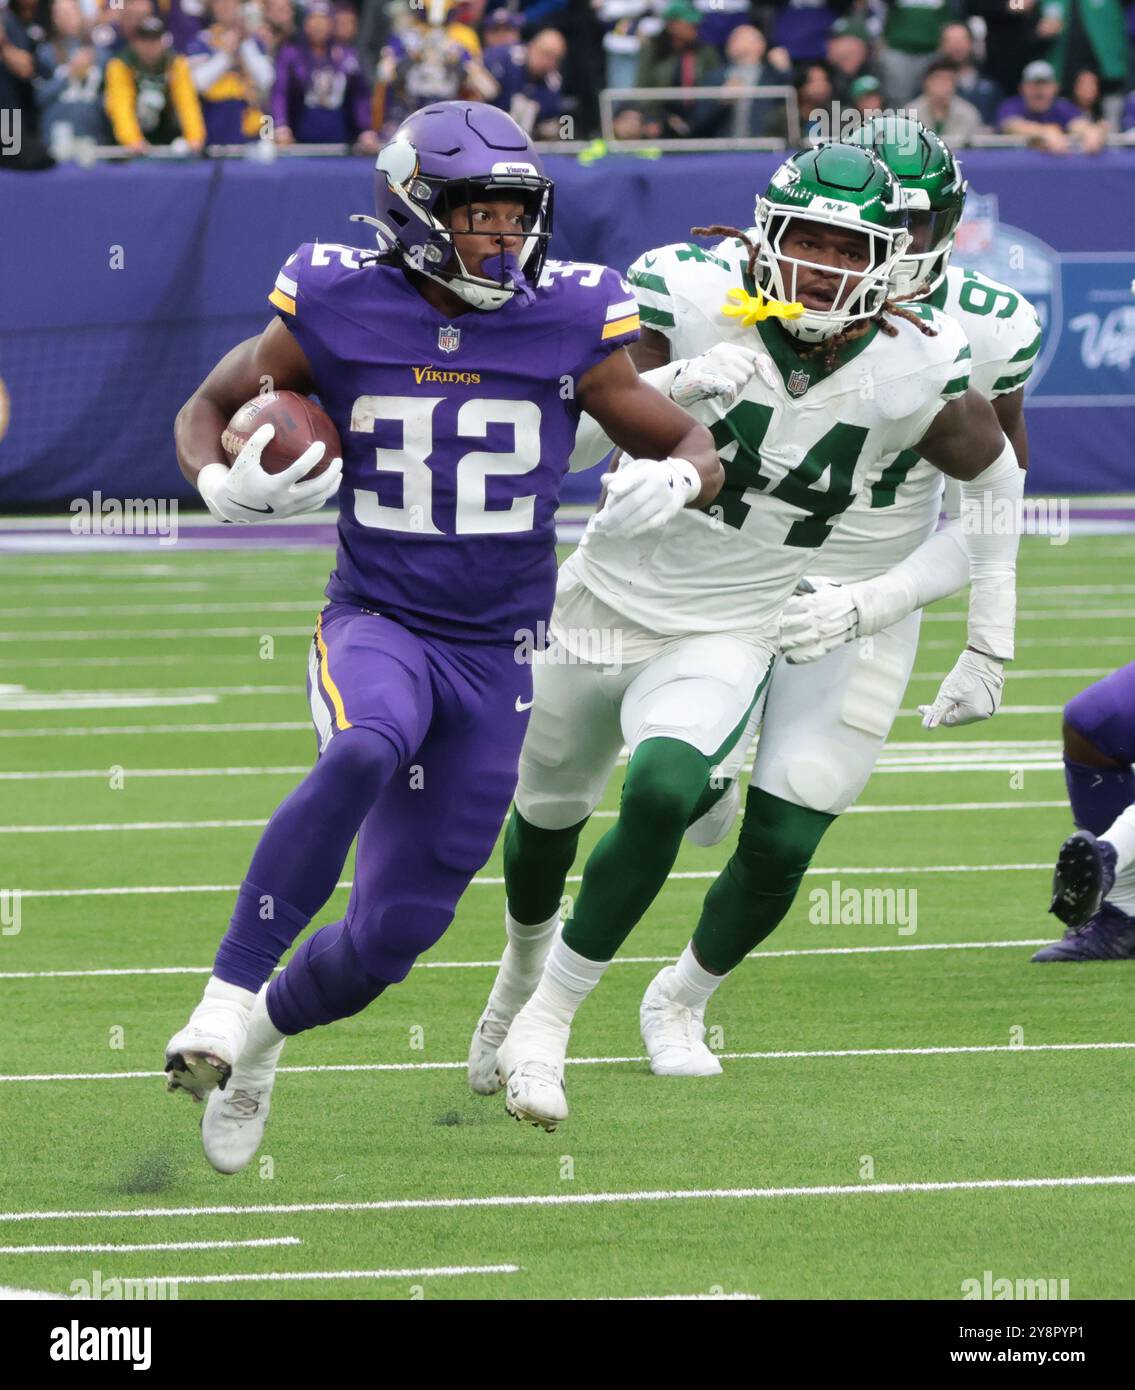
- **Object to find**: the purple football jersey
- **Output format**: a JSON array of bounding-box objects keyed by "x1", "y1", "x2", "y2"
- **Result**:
[
  {"x1": 268, "y1": 244, "x2": 640, "y2": 643},
  {"x1": 271, "y1": 42, "x2": 371, "y2": 143}
]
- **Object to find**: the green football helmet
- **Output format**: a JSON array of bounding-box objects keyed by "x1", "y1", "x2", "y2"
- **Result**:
[
  {"x1": 848, "y1": 115, "x2": 967, "y2": 299},
  {"x1": 753, "y1": 142, "x2": 912, "y2": 343}
]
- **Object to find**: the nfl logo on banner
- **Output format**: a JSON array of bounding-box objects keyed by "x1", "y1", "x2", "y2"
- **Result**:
[
  {"x1": 787, "y1": 369, "x2": 810, "y2": 397},
  {"x1": 438, "y1": 324, "x2": 461, "y2": 354}
]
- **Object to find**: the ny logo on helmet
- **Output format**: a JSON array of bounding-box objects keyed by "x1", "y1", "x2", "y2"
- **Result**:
[{"x1": 438, "y1": 325, "x2": 461, "y2": 354}]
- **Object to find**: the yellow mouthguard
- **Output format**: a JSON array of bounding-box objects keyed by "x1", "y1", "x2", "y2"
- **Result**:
[{"x1": 722, "y1": 286, "x2": 805, "y2": 326}]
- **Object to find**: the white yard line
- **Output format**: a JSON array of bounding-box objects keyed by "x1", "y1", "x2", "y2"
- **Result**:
[
  {"x1": 0, "y1": 723, "x2": 310, "y2": 739},
  {"x1": 3, "y1": 1041, "x2": 1131, "y2": 1085},
  {"x1": 0, "y1": 802, "x2": 1070, "y2": 834},
  {"x1": 0, "y1": 627, "x2": 314, "y2": 643},
  {"x1": 0, "y1": 602, "x2": 318, "y2": 619},
  {"x1": 0, "y1": 1238, "x2": 301, "y2": 1255},
  {"x1": 920, "y1": 635, "x2": 1132, "y2": 651},
  {"x1": 922, "y1": 608, "x2": 1135, "y2": 623},
  {"x1": 0, "y1": 766, "x2": 310, "y2": 782},
  {"x1": 0, "y1": 740, "x2": 1065, "y2": 782},
  {"x1": 0, "y1": 710, "x2": 1065, "y2": 739},
  {"x1": 3, "y1": 1175, "x2": 1134, "y2": 1224},
  {"x1": 7, "y1": 611, "x2": 1135, "y2": 642},
  {"x1": 0, "y1": 940, "x2": 1060, "y2": 981},
  {"x1": 10, "y1": 863, "x2": 1054, "y2": 900}
]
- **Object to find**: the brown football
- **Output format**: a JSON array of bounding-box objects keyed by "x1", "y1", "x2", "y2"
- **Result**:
[{"x1": 221, "y1": 391, "x2": 340, "y2": 479}]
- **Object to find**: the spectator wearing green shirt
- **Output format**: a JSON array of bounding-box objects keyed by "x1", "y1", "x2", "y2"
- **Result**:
[
  {"x1": 1042, "y1": 0, "x2": 1129, "y2": 98},
  {"x1": 879, "y1": 0, "x2": 958, "y2": 104}
]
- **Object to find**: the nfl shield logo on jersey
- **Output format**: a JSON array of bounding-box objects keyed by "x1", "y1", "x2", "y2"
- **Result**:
[
  {"x1": 787, "y1": 369, "x2": 810, "y2": 397},
  {"x1": 438, "y1": 324, "x2": 461, "y2": 354}
]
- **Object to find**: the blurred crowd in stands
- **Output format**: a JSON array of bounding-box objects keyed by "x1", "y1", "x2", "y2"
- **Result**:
[{"x1": 2, "y1": 0, "x2": 1134, "y2": 168}]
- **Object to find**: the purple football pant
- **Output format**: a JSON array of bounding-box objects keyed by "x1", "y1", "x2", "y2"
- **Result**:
[
  {"x1": 1063, "y1": 660, "x2": 1135, "y2": 836},
  {"x1": 215, "y1": 601, "x2": 532, "y2": 1036}
]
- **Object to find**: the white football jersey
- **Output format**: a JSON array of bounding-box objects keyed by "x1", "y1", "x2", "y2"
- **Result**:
[
  {"x1": 572, "y1": 237, "x2": 972, "y2": 636},
  {"x1": 811, "y1": 263, "x2": 1043, "y2": 581}
]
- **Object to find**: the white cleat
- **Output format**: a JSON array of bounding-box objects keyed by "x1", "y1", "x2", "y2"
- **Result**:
[
  {"x1": 467, "y1": 1004, "x2": 513, "y2": 1096},
  {"x1": 164, "y1": 978, "x2": 255, "y2": 1102},
  {"x1": 640, "y1": 967, "x2": 723, "y2": 1078},
  {"x1": 684, "y1": 779, "x2": 741, "y2": 848},
  {"x1": 201, "y1": 1043, "x2": 285, "y2": 1175},
  {"x1": 496, "y1": 1010, "x2": 570, "y2": 1132}
]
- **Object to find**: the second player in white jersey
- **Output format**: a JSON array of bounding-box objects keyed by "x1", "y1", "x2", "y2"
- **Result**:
[{"x1": 469, "y1": 138, "x2": 1026, "y2": 1128}]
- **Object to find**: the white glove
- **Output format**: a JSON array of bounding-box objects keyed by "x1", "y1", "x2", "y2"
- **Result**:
[
  {"x1": 779, "y1": 581, "x2": 860, "y2": 664},
  {"x1": 591, "y1": 456, "x2": 701, "y2": 540},
  {"x1": 669, "y1": 342, "x2": 763, "y2": 409},
  {"x1": 197, "y1": 423, "x2": 343, "y2": 523},
  {"x1": 918, "y1": 649, "x2": 1005, "y2": 729}
]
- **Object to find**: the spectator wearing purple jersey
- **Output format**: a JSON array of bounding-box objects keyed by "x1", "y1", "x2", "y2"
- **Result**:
[
  {"x1": 187, "y1": 0, "x2": 274, "y2": 143},
  {"x1": 158, "y1": 0, "x2": 209, "y2": 53},
  {"x1": 483, "y1": 25, "x2": 565, "y2": 137},
  {"x1": 482, "y1": 6, "x2": 521, "y2": 50},
  {"x1": 998, "y1": 57, "x2": 1107, "y2": 153},
  {"x1": 271, "y1": 0, "x2": 376, "y2": 149},
  {"x1": 770, "y1": 0, "x2": 838, "y2": 66}
]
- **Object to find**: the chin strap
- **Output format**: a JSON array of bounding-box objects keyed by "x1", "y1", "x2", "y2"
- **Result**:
[{"x1": 721, "y1": 285, "x2": 805, "y2": 327}]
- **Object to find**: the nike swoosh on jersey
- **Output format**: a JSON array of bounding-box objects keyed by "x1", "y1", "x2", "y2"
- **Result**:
[{"x1": 515, "y1": 697, "x2": 534, "y2": 712}]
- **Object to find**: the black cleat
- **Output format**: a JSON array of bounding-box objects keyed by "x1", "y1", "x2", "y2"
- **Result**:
[{"x1": 1049, "y1": 830, "x2": 1119, "y2": 928}]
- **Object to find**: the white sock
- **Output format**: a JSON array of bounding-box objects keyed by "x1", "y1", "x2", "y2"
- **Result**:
[
  {"x1": 526, "y1": 935, "x2": 609, "y2": 1028},
  {"x1": 202, "y1": 975, "x2": 256, "y2": 1011},
  {"x1": 239, "y1": 987, "x2": 287, "y2": 1075},
  {"x1": 488, "y1": 907, "x2": 561, "y2": 1015},
  {"x1": 1101, "y1": 803, "x2": 1135, "y2": 875},
  {"x1": 1109, "y1": 868, "x2": 1135, "y2": 916},
  {"x1": 667, "y1": 944, "x2": 727, "y2": 1009},
  {"x1": 1101, "y1": 805, "x2": 1135, "y2": 915}
]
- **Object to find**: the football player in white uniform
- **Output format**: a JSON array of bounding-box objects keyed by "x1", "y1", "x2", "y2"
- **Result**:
[{"x1": 468, "y1": 139, "x2": 1026, "y2": 1129}]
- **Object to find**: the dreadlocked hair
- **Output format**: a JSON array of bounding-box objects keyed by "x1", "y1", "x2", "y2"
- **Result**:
[{"x1": 689, "y1": 222, "x2": 939, "y2": 370}]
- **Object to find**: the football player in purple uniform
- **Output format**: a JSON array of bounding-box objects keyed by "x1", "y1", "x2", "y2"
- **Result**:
[
  {"x1": 1036, "y1": 660, "x2": 1135, "y2": 961},
  {"x1": 164, "y1": 100, "x2": 722, "y2": 1172}
]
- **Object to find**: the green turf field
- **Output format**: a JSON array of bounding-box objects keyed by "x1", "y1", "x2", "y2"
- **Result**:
[{"x1": 2, "y1": 530, "x2": 1134, "y2": 1301}]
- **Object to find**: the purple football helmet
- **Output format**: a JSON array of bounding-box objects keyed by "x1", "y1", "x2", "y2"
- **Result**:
[{"x1": 354, "y1": 101, "x2": 554, "y2": 311}]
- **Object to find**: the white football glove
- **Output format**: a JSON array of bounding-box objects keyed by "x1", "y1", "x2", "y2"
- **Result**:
[
  {"x1": 197, "y1": 423, "x2": 343, "y2": 524},
  {"x1": 670, "y1": 342, "x2": 763, "y2": 409},
  {"x1": 918, "y1": 649, "x2": 1005, "y2": 729},
  {"x1": 779, "y1": 581, "x2": 861, "y2": 664},
  {"x1": 590, "y1": 456, "x2": 701, "y2": 540}
]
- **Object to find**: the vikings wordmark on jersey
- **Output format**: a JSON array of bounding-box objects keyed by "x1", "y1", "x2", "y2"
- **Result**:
[{"x1": 269, "y1": 244, "x2": 639, "y2": 643}]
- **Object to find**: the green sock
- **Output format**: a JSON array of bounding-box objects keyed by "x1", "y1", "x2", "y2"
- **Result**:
[
  {"x1": 563, "y1": 737, "x2": 711, "y2": 962},
  {"x1": 692, "y1": 787, "x2": 836, "y2": 974},
  {"x1": 502, "y1": 806, "x2": 588, "y2": 926}
]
